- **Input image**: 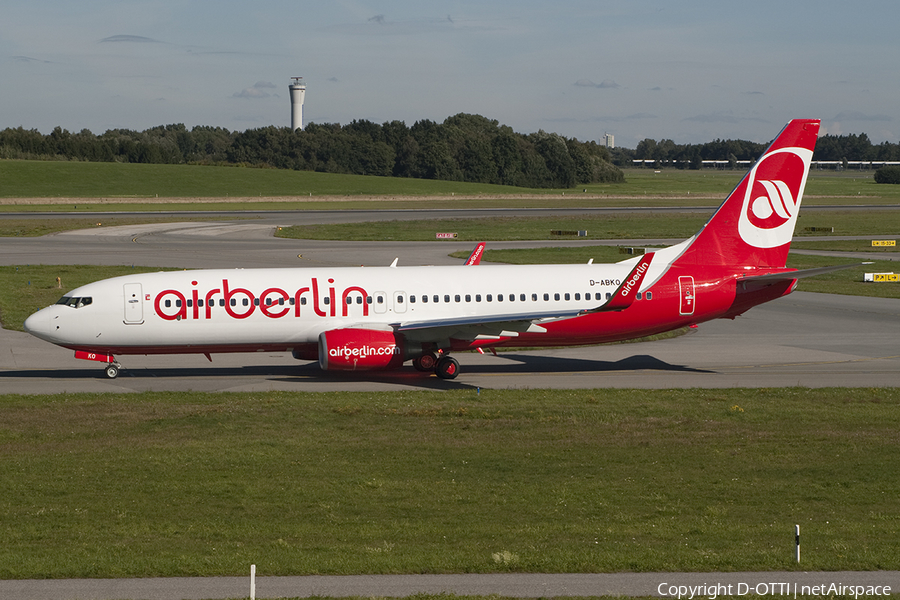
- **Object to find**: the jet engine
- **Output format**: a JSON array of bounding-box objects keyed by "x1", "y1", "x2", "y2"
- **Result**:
[{"x1": 318, "y1": 328, "x2": 406, "y2": 371}]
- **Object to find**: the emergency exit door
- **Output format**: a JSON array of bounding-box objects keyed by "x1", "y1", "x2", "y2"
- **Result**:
[{"x1": 678, "y1": 276, "x2": 695, "y2": 316}]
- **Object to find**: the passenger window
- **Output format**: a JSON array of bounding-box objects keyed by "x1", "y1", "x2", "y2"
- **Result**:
[
  {"x1": 487, "y1": 294, "x2": 492, "y2": 302},
  {"x1": 575, "y1": 293, "x2": 581, "y2": 301},
  {"x1": 498, "y1": 294, "x2": 504, "y2": 302},
  {"x1": 165, "y1": 300, "x2": 172, "y2": 308},
  {"x1": 544, "y1": 293, "x2": 549, "y2": 301},
  {"x1": 433, "y1": 295, "x2": 439, "y2": 303},
  {"x1": 509, "y1": 294, "x2": 514, "y2": 302},
  {"x1": 422, "y1": 295, "x2": 428, "y2": 303},
  {"x1": 646, "y1": 292, "x2": 653, "y2": 300},
  {"x1": 606, "y1": 293, "x2": 612, "y2": 300},
  {"x1": 444, "y1": 295, "x2": 450, "y2": 303},
  {"x1": 531, "y1": 294, "x2": 537, "y2": 301},
  {"x1": 636, "y1": 292, "x2": 643, "y2": 300},
  {"x1": 366, "y1": 296, "x2": 372, "y2": 304},
  {"x1": 475, "y1": 294, "x2": 481, "y2": 302},
  {"x1": 323, "y1": 297, "x2": 330, "y2": 305},
  {"x1": 253, "y1": 298, "x2": 259, "y2": 306},
  {"x1": 554, "y1": 293, "x2": 560, "y2": 301},
  {"x1": 595, "y1": 292, "x2": 602, "y2": 300},
  {"x1": 454, "y1": 295, "x2": 459, "y2": 302},
  {"x1": 564, "y1": 293, "x2": 570, "y2": 301},
  {"x1": 397, "y1": 295, "x2": 404, "y2": 304},
  {"x1": 465, "y1": 294, "x2": 471, "y2": 302},
  {"x1": 243, "y1": 299, "x2": 250, "y2": 306},
  {"x1": 220, "y1": 299, "x2": 226, "y2": 307},
  {"x1": 301, "y1": 297, "x2": 308, "y2": 305},
  {"x1": 410, "y1": 295, "x2": 416, "y2": 303},
  {"x1": 356, "y1": 296, "x2": 363, "y2": 304},
  {"x1": 377, "y1": 295, "x2": 384, "y2": 304},
  {"x1": 520, "y1": 294, "x2": 526, "y2": 302}
]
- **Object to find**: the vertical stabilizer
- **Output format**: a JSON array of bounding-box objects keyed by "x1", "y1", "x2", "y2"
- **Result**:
[{"x1": 675, "y1": 119, "x2": 820, "y2": 268}]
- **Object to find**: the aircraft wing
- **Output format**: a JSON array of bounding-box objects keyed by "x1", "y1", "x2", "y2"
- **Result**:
[{"x1": 393, "y1": 253, "x2": 655, "y2": 343}]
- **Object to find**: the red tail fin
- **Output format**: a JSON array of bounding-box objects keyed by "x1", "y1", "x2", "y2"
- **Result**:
[
  {"x1": 675, "y1": 119, "x2": 820, "y2": 268},
  {"x1": 465, "y1": 242, "x2": 486, "y2": 265}
]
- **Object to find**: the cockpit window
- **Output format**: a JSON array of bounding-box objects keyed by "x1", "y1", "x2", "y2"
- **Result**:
[{"x1": 56, "y1": 296, "x2": 92, "y2": 308}]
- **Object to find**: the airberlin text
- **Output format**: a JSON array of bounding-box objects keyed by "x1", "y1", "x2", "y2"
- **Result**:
[
  {"x1": 657, "y1": 581, "x2": 891, "y2": 599},
  {"x1": 329, "y1": 344, "x2": 400, "y2": 359},
  {"x1": 619, "y1": 258, "x2": 651, "y2": 297},
  {"x1": 154, "y1": 278, "x2": 368, "y2": 321}
]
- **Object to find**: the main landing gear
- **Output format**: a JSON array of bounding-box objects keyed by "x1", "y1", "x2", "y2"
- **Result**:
[{"x1": 412, "y1": 352, "x2": 460, "y2": 380}]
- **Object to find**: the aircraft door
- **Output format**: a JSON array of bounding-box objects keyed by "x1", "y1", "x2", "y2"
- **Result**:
[
  {"x1": 123, "y1": 283, "x2": 144, "y2": 324},
  {"x1": 678, "y1": 276, "x2": 695, "y2": 316}
]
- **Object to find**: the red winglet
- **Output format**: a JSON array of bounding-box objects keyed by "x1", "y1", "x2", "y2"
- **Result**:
[
  {"x1": 593, "y1": 252, "x2": 655, "y2": 312},
  {"x1": 465, "y1": 242, "x2": 486, "y2": 265}
]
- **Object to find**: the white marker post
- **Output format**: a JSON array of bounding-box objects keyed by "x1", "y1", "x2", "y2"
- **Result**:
[
  {"x1": 250, "y1": 564, "x2": 256, "y2": 600},
  {"x1": 795, "y1": 525, "x2": 800, "y2": 563}
]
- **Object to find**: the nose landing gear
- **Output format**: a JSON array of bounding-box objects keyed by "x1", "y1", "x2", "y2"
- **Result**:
[{"x1": 104, "y1": 362, "x2": 122, "y2": 379}]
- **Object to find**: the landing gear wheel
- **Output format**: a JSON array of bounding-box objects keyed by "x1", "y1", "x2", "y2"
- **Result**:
[
  {"x1": 413, "y1": 352, "x2": 437, "y2": 372},
  {"x1": 435, "y1": 356, "x2": 460, "y2": 380},
  {"x1": 104, "y1": 364, "x2": 120, "y2": 379}
]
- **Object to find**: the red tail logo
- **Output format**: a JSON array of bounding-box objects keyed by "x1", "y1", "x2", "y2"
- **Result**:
[{"x1": 738, "y1": 147, "x2": 812, "y2": 248}]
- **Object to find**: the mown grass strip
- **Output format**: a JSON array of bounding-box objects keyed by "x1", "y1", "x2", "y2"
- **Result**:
[
  {"x1": 0, "y1": 389, "x2": 897, "y2": 578},
  {"x1": 275, "y1": 210, "x2": 900, "y2": 242},
  {"x1": 2, "y1": 160, "x2": 900, "y2": 205}
]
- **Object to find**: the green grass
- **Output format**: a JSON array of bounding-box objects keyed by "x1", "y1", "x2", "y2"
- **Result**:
[
  {"x1": 0, "y1": 160, "x2": 531, "y2": 200},
  {"x1": 0, "y1": 388, "x2": 898, "y2": 578},
  {"x1": 791, "y1": 240, "x2": 899, "y2": 252},
  {"x1": 2, "y1": 161, "x2": 900, "y2": 211},
  {"x1": 276, "y1": 210, "x2": 900, "y2": 242}
]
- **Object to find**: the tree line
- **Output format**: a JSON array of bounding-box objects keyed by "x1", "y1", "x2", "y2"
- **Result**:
[
  {"x1": 0, "y1": 113, "x2": 623, "y2": 189},
  {"x1": 609, "y1": 132, "x2": 900, "y2": 168}
]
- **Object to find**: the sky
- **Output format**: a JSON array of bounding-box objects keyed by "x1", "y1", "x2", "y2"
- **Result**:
[{"x1": 2, "y1": 0, "x2": 899, "y2": 148}]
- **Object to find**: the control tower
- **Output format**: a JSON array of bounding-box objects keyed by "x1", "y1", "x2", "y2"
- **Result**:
[{"x1": 289, "y1": 77, "x2": 306, "y2": 131}]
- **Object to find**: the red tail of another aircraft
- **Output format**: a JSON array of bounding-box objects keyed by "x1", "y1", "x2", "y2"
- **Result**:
[{"x1": 674, "y1": 119, "x2": 820, "y2": 269}]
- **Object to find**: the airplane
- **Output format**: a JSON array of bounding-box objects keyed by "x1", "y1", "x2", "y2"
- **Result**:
[{"x1": 24, "y1": 119, "x2": 851, "y2": 380}]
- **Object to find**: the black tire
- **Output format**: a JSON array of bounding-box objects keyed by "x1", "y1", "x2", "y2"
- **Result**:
[
  {"x1": 435, "y1": 356, "x2": 460, "y2": 380},
  {"x1": 104, "y1": 364, "x2": 119, "y2": 379},
  {"x1": 413, "y1": 352, "x2": 437, "y2": 372}
]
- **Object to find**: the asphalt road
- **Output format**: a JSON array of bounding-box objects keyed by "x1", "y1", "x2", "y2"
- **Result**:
[{"x1": 2, "y1": 218, "x2": 898, "y2": 391}]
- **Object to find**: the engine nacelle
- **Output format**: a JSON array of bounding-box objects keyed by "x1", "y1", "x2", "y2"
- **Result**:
[{"x1": 318, "y1": 328, "x2": 406, "y2": 371}]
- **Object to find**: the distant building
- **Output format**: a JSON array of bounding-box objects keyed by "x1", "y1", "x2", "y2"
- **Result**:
[{"x1": 604, "y1": 133, "x2": 614, "y2": 149}]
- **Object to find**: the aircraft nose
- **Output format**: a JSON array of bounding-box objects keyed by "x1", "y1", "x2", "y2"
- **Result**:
[{"x1": 23, "y1": 309, "x2": 50, "y2": 338}]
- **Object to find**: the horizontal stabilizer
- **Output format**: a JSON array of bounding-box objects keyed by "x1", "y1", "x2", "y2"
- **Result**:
[{"x1": 739, "y1": 262, "x2": 868, "y2": 284}]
